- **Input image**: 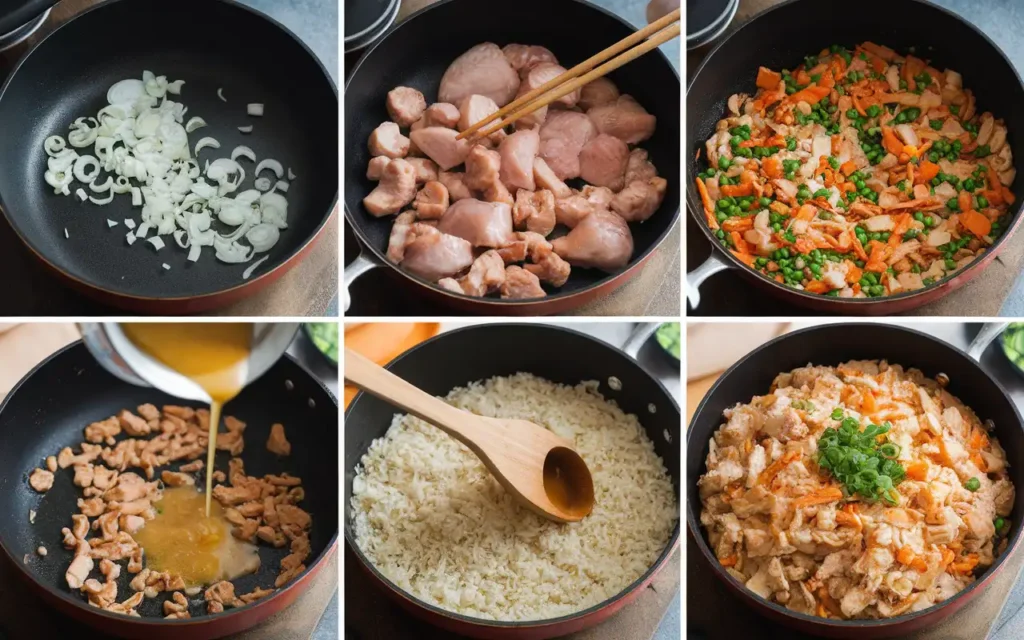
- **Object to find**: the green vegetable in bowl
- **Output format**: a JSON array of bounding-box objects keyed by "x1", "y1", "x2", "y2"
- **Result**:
[
  {"x1": 1002, "y1": 323, "x2": 1024, "y2": 371},
  {"x1": 656, "y1": 323, "x2": 680, "y2": 359},
  {"x1": 305, "y1": 322, "x2": 338, "y2": 363}
]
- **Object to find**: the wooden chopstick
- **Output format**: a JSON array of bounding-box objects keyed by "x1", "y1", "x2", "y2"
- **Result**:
[
  {"x1": 468, "y1": 21, "x2": 680, "y2": 140},
  {"x1": 457, "y1": 7, "x2": 681, "y2": 141}
]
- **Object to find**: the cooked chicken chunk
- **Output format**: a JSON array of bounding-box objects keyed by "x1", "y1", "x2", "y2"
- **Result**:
[
  {"x1": 458, "y1": 95, "x2": 504, "y2": 145},
  {"x1": 413, "y1": 181, "x2": 450, "y2": 219},
  {"x1": 266, "y1": 424, "x2": 291, "y2": 457},
  {"x1": 409, "y1": 127, "x2": 471, "y2": 171},
  {"x1": 499, "y1": 128, "x2": 540, "y2": 192},
  {"x1": 437, "y1": 198, "x2": 513, "y2": 248},
  {"x1": 386, "y1": 86, "x2": 427, "y2": 127},
  {"x1": 463, "y1": 145, "x2": 503, "y2": 191},
  {"x1": 587, "y1": 95, "x2": 656, "y2": 144},
  {"x1": 439, "y1": 171, "x2": 473, "y2": 201},
  {"x1": 368, "y1": 122, "x2": 410, "y2": 159},
  {"x1": 363, "y1": 158, "x2": 417, "y2": 217},
  {"x1": 439, "y1": 42, "x2": 521, "y2": 108},
  {"x1": 551, "y1": 210, "x2": 633, "y2": 271},
  {"x1": 539, "y1": 111, "x2": 598, "y2": 180},
  {"x1": 533, "y1": 157, "x2": 572, "y2": 199},
  {"x1": 400, "y1": 224, "x2": 475, "y2": 281},
  {"x1": 525, "y1": 244, "x2": 571, "y2": 287},
  {"x1": 512, "y1": 189, "x2": 556, "y2": 236},
  {"x1": 612, "y1": 177, "x2": 667, "y2": 222},
  {"x1": 579, "y1": 77, "x2": 620, "y2": 111},
  {"x1": 366, "y1": 156, "x2": 390, "y2": 181},
  {"x1": 386, "y1": 212, "x2": 417, "y2": 263},
  {"x1": 624, "y1": 148, "x2": 658, "y2": 183},
  {"x1": 579, "y1": 134, "x2": 630, "y2": 191},
  {"x1": 459, "y1": 250, "x2": 507, "y2": 296},
  {"x1": 502, "y1": 44, "x2": 558, "y2": 75},
  {"x1": 406, "y1": 157, "x2": 439, "y2": 184},
  {"x1": 500, "y1": 265, "x2": 546, "y2": 299},
  {"x1": 29, "y1": 468, "x2": 54, "y2": 493},
  {"x1": 555, "y1": 185, "x2": 614, "y2": 228},
  {"x1": 436, "y1": 277, "x2": 463, "y2": 293}
]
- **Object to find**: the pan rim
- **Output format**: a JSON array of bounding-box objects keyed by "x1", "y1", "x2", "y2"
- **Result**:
[
  {"x1": 343, "y1": 322, "x2": 682, "y2": 629},
  {"x1": 0, "y1": 339, "x2": 341, "y2": 627},
  {"x1": 0, "y1": 0, "x2": 340, "y2": 305},
  {"x1": 684, "y1": 0, "x2": 1024, "y2": 307},
  {"x1": 685, "y1": 322, "x2": 1024, "y2": 629},
  {"x1": 343, "y1": 0, "x2": 681, "y2": 307}
]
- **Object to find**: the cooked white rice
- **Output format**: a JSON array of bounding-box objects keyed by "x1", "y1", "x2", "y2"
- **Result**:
[{"x1": 350, "y1": 372, "x2": 678, "y2": 621}]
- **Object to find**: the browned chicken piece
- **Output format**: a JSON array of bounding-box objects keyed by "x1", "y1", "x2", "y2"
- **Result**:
[
  {"x1": 29, "y1": 468, "x2": 54, "y2": 493},
  {"x1": 436, "y1": 278, "x2": 463, "y2": 293},
  {"x1": 539, "y1": 111, "x2": 597, "y2": 180},
  {"x1": 502, "y1": 44, "x2": 558, "y2": 75},
  {"x1": 482, "y1": 181, "x2": 514, "y2": 206},
  {"x1": 238, "y1": 587, "x2": 274, "y2": 605},
  {"x1": 409, "y1": 127, "x2": 471, "y2": 171},
  {"x1": 555, "y1": 185, "x2": 614, "y2": 228},
  {"x1": 500, "y1": 266, "x2": 546, "y2": 299},
  {"x1": 413, "y1": 181, "x2": 450, "y2": 219},
  {"x1": 458, "y1": 250, "x2": 507, "y2": 296},
  {"x1": 628, "y1": 148, "x2": 658, "y2": 182},
  {"x1": 420, "y1": 103, "x2": 459, "y2": 129},
  {"x1": 516, "y1": 230, "x2": 554, "y2": 257},
  {"x1": 386, "y1": 87, "x2": 427, "y2": 127},
  {"x1": 160, "y1": 470, "x2": 194, "y2": 487},
  {"x1": 437, "y1": 198, "x2": 513, "y2": 248},
  {"x1": 366, "y1": 156, "x2": 390, "y2": 181},
  {"x1": 612, "y1": 177, "x2": 668, "y2": 222},
  {"x1": 66, "y1": 554, "x2": 94, "y2": 589},
  {"x1": 178, "y1": 460, "x2": 203, "y2": 473},
  {"x1": 587, "y1": 95, "x2": 656, "y2": 144},
  {"x1": 406, "y1": 157, "x2": 439, "y2": 184},
  {"x1": 533, "y1": 157, "x2": 572, "y2": 199},
  {"x1": 551, "y1": 210, "x2": 634, "y2": 271},
  {"x1": 84, "y1": 417, "x2": 121, "y2": 445},
  {"x1": 522, "y1": 63, "x2": 580, "y2": 108},
  {"x1": 579, "y1": 134, "x2": 630, "y2": 191},
  {"x1": 512, "y1": 189, "x2": 556, "y2": 236},
  {"x1": 266, "y1": 424, "x2": 291, "y2": 457},
  {"x1": 363, "y1": 158, "x2": 417, "y2": 217},
  {"x1": 46, "y1": 456, "x2": 57, "y2": 473},
  {"x1": 400, "y1": 224, "x2": 475, "y2": 281},
  {"x1": 205, "y1": 581, "x2": 239, "y2": 614},
  {"x1": 458, "y1": 95, "x2": 504, "y2": 145},
  {"x1": 499, "y1": 128, "x2": 539, "y2": 192},
  {"x1": 439, "y1": 43, "x2": 521, "y2": 108},
  {"x1": 525, "y1": 245, "x2": 571, "y2": 287},
  {"x1": 496, "y1": 240, "x2": 528, "y2": 263},
  {"x1": 463, "y1": 145, "x2": 502, "y2": 191},
  {"x1": 439, "y1": 171, "x2": 473, "y2": 201},
  {"x1": 578, "y1": 77, "x2": 621, "y2": 111},
  {"x1": 368, "y1": 122, "x2": 410, "y2": 159},
  {"x1": 117, "y1": 410, "x2": 150, "y2": 437}
]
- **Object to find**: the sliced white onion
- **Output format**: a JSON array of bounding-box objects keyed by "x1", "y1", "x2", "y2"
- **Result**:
[
  {"x1": 107, "y1": 79, "x2": 145, "y2": 106},
  {"x1": 147, "y1": 236, "x2": 165, "y2": 251},
  {"x1": 111, "y1": 176, "x2": 132, "y2": 194},
  {"x1": 75, "y1": 188, "x2": 87, "y2": 202},
  {"x1": 136, "y1": 222, "x2": 150, "y2": 238},
  {"x1": 231, "y1": 146, "x2": 256, "y2": 163},
  {"x1": 188, "y1": 244, "x2": 202, "y2": 262},
  {"x1": 274, "y1": 180, "x2": 289, "y2": 193},
  {"x1": 245, "y1": 223, "x2": 280, "y2": 252},
  {"x1": 44, "y1": 136, "x2": 66, "y2": 156},
  {"x1": 64, "y1": 228, "x2": 69, "y2": 239},
  {"x1": 126, "y1": 231, "x2": 136, "y2": 245},
  {"x1": 107, "y1": 219, "x2": 118, "y2": 228},
  {"x1": 238, "y1": 125, "x2": 253, "y2": 134},
  {"x1": 255, "y1": 158, "x2": 283, "y2": 179},
  {"x1": 162, "y1": 263, "x2": 171, "y2": 270},
  {"x1": 173, "y1": 229, "x2": 189, "y2": 248},
  {"x1": 185, "y1": 117, "x2": 207, "y2": 133},
  {"x1": 73, "y1": 155, "x2": 100, "y2": 183},
  {"x1": 131, "y1": 187, "x2": 142, "y2": 207},
  {"x1": 194, "y1": 136, "x2": 220, "y2": 156},
  {"x1": 89, "y1": 176, "x2": 113, "y2": 193},
  {"x1": 254, "y1": 176, "x2": 273, "y2": 192},
  {"x1": 287, "y1": 167, "x2": 296, "y2": 180},
  {"x1": 217, "y1": 87, "x2": 227, "y2": 102},
  {"x1": 242, "y1": 254, "x2": 270, "y2": 280},
  {"x1": 89, "y1": 190, "x2": 114, "y2": 205},
  {"x1": 247, "y1": 103, "x2": 264, "y2": 116},
  {"x1": 167, "y1": 80, "x2": 185, "y2": 95},
  {"x1": 124, "y1": 218, "x2": 136, "y2": 229}
]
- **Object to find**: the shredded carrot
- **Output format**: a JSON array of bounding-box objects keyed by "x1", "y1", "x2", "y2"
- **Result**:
[
  {"x1": 762, "y1": 156, "x2": 783, "y2": 179},
  {"x1": 793, "y1": 487, "x2": 844, "y2": 509},
  {"x1": 719, "y1": 555, "x2": 737, "y2": 567},
  {"x1": 969, "y1": 426, "x2": 990, "y2": 451},
  {"x1": 759, "y1": 450, "x2": 801, "y2": 486},
  {"x1": 905, "y1": 461, "x2": 929, "y2": 480},
  {"x1": 788, "y1": 85, "x2": 831, "y2": 105},
  {"x1": 897, "y1": 546, "x2": 917, "y2": 566},
  {"x1": 696, "y1": 177, "x2": 718, "y2": 231},
  {"x1": 861, "y1": 42, "x2": 896, "y2": 62},
  {"x1": 805, "y1": 280, "x2": 829, "y2": 294},
  {"x1": 835, "y1": 510, "x2": 862, "y2": 530},
  {"x1": 888, "y1": 213, "x2": 912, "y2": 248},
  {"x1": 861, "y1": 391, "x2": 877, "y2": 413},
  {"x1": 721, "y1": 183, "x2": 754, "y2": 198},
  {"x1": 840, "y1": 160, "x2": 859, "y2": 176},
  {"x1": 960, "y1": 209, "x2": 992, "y2": 237},
  {"x1": 845, "y1": 262, "x2": 863, "y2": 284},
  {"x1": 918, "y1": 160, "x2": 940, "y2": 184},
  {"x1": 882, "y1": 127, "x2": 904, "y2": 155}
]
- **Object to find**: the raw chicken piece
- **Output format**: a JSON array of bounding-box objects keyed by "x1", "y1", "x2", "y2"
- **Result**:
[
  {"x1": 458, "y1": 95, "x2": 504, "y2": 145},
  {"x1": 499, "y1": 128, "x2": 540, "y2": 191},
  {"x1": 482, "y1": 181, "x2": 514, "y2": 206},
  {"x1": 587, "y1": 95, "x2": 656, "y2": 144},
  {"x1": 400, "y1": 224, "x2": 474, "y2": 281},
  {"x1": 439, "y1": 171, "x2": 473, "y2": 201},
  {"x1": 555, "y1": 185, "x2": 614, "y2": 228},
  {"x1": 551, "y1": 210, "x2": 633, "y2": 271},
  {"x1": 386, "y1": 211, "x2": 417, "y2": 262},
  {"x1": 368, "y1": 122, "x2": 410, "y2": 158},
  {"x1": 424, "y1": 103, "x2": 461, "y2": 128},
  {"x1": 497, "y1": 239, "x2": 528, "y2": 263},
  {"x1": 409, "y1": 127, "x2": 471, "y2": 171},
  {"x1": 463, "y1": 145, "x2": 502, "y2": 191},
  {"x1": 525, "y1": 244, "x2": 571, "y2": 287},
  {"x1": 533, "y1": 157, "x2": 572, "y2": 198},
  {"x1": 367, "y1": 156, "x2": 390, "y2": 181},
  {"x1": 521, "y1": 63, "x2": 580, "y2": 108},
  {"x1": 513, "y1": 189, "x2": 556, "y2": 236},
  {"x1": 458, "y1": 250, "x2": 506, "y2": 296},
  {"x1": 501, "y1": 266, "x2": 546, "y2": 299},
  {"x1": 624, "y1": 148, "x2": 658, "y2": 183},
  {"x1": 413, "y1": 181, "x2": 449, "y2": 219},
  {"x1": 516, "y1": 230, "x2": 553, "y2": 257},
  {"x1": 363, "y1": 158, "x2": 417, "y2": 217},
  {"x1": 612, "y1": 177, "x2": 667, "y2": 222},
  {"x1": 539, "y1": 111, "x2": 597, "y2": 180},
  {"x1": 406, "y1": 157, "x2": 439, "y2": 184},
  {"x1": 579, "y1": 134, "x2": 630, "y2": 191},
  {"x1": 512, "y1": 82, "x2": 548, "y2": 129},
  {"x1": 502, "y1": 44, "x2": 558, "y2": 75},
  {"x1": 578, "y1": 77, "x2": 620, "y2": 111},
  {"x1": 437, "y1": 278, "x2": 463, "y2": 293},
  {"x1": 408, "y1": 118, "x2": 426, "y2": 156},
  {"x1": 386, "y1": 87, "x2": 426, "y2": 127},
  {"x1": 439, "y1": 43, "x2": 521, "y2": 107},
  {"x1": 437, "y1": 198, "x2": 513, "y2": 248}
]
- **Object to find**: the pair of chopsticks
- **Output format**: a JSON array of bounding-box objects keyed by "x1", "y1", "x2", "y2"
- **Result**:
[{"x1": 457, "y1": 8, "x2": 681, "y2": 141}]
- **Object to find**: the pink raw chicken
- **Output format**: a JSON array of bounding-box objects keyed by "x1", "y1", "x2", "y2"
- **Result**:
[
  {"x1": 612, "y1": 177, "x2": 667, "y2": 222},
  {"x1": 502, "y1": 44, "x2": 558, "y2": 75},
  {"x1": 539, "y1": 111, "x2": 597, "y2": 180},
  {"x1": 463, "y1": 145, "x2": 502, "y2": 191},
  {"x1": 439, "y1": 43, "x2": 521, "y2": 107},
  {"x1": 500, "y1": 265, "x2": 546, "y2": 299},
  {"x1": 458, "y1": 95, "x2": 504, "y2": 146},
  {"x1": 555, "y1": 185, "x2": 614, "y2": 228},
  {"x1": 499, "y1": 128, "x2": 540, "y2": 192},
  {"x1": 386, "y1": 211, "x2": 417, "y2": 263},
  {"x1": 386, "y1": 87, "x2": 426, "y2": 127},
  {"x1": 512, "y1": 189, "x2": 556, "y2": 236},
  {"x1": 439, "y1": 171, "x2": 473, "y2": 201},
  {"x1": 409, "y1": 127, "x2": 471, "y2": 171},
  {"x1": 525, "y1": 244, "x2": 571, "y2": 287},
  {"x1": 437, "y1": 198, "x2": 513, "y2": 248},
  {"x1": 459, "y1": 250, "x2": 507, "y2": 296},
  {"x1": 578, "y1": 77, "x2": 620, "y2": 111},
  {"x1": 424, "y1": 103, "x2": 461, "y2": 128},
  {"x1": 400, "y1": 224, "x2": 475, "y2": 281},
  {"x1": 413, "y1": 181, "x2": 450, "y2": 219},
  {"x1": 587, "y1": 95, "x2": 656, "y2": 144},
  {"x1": 578, "y1": 134, "x2": 629, "y2": 191},
  {"x1": 551, "y1": 210, "x2": 633, "y2": 271},
  {"x1": 363, "y1": 158, "x2": 417, "y2": 217},
  {"x1": 368, "y1": 122, "x2": 410, "y2": 159},
  {"x1": 521, "y1": 63, "x2": 580, "y2": 108},
  {"x1": 533, "y1": 157, "x2": 572, "y2": 199}
]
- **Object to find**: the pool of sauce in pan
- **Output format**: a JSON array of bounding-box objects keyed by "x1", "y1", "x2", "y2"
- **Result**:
[{"x1": 542, "y1": 447, "x2": 595, "y2": 520}]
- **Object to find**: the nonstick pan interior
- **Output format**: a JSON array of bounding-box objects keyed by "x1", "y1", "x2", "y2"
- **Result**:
[
  {"x1": 345, "y1": 0, "x2": 680, "y2": 303},
  {"x1": 686, "y1": 324, "x2": 1024, "y2": 632},
  {"x1": 344, "y1": 324, "x2": 680, "y2": 629},
  {"x1": 0, "y1": 341, "x2": 339, "y2": 624},
  {"x1": 686, "y1": 0, "x2": 1024, "y2": 306},
  {"x1": 0, "y1": 0, "x2": 338, "y2": 300}
]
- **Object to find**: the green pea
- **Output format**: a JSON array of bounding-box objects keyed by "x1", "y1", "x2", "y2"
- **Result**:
[
  {"x1": 945, "y1": 258, "x2": 956, "y2": 270},
  {"x1": 719, "y1": 157, "x2": 731, "y2": 170},
  {"x1": 978, "y1": 196, "x2": 989, "y2": 208},
  {"x1": 964, "y1": 477, "x2": 981, "y2": 492},
  {"x1": 995, "y1": 517, "x2": 1006, "y2": 531}
]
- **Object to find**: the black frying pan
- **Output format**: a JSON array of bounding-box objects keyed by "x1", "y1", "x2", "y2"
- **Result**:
[
  {"x1": 0, "y1": 0, "x2": 338, "y2": 313},
  {"x1": 686, "y1": 0, "x2": 1024, "y2": 315},
  {"x1": 344, "y1": 0, "x2": 680, "y2": 313},
  {"x1": 687, "y1": 324, "x2": 1024, "y2": 638},
  {"x1": 0, "y1": 341, "x2": 339, "y2": 638},
  {"x1": 0, "y1": 0, "x2": 55, "y2": 38},
  {"x1": 344, "y1": 324, "x2": 680, "y2": 638}
]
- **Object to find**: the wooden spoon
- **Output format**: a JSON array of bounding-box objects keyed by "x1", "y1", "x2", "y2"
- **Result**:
[{"x1": 344, "y1": 349, "x2": 595, "y2": 523}]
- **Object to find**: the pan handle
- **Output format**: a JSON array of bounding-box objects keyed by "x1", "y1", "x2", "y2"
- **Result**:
[
  {"x1": 343, "y1": 251, "x2": 382, "y2": 313},
  {"x1": 967, "y1": 322, "x2": 1010, "y2": 362},
  {"x1": 686, "y1": 252, "x2": 731, "y2": 309},
  {"x1": 622, "y1": 323, "x2": 660, "y2": 359}
]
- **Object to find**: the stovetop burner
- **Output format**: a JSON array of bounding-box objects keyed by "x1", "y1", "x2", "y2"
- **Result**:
[{"x1": 0, "y1": 8, "x2": 48, "y2": 53}]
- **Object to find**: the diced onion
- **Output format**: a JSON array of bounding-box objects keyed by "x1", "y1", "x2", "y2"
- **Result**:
[
  {"x1": 217, "y1": 87, "x2": 227, "y2": 102},
  {"x1": 89, "y1": 190, "x2": 114, "y2": 205},
  {"x1": 130, "y1": 187, "x2": 142, "y2": 207},
  {"x1": 147, "y1": 236, "x2": 165, "y2": 251},
  {"x1": 75, "y1": 188, "x2": 87, "y2": 202},
  {"x1": 245, "y1": 223, "x2": 280, "y2": 252},
  {"x1": 124, "y1": 218, "x2": 136, "y2": 229},
  {"x1": 185, "y1": 117, "x2": 207, "y2": 133},
  {"x1": 107, "y1": 219, "x2": 118, "y2": 228},
  {"x1": 247, "y1": 103, "x2": 264, "y2": 116},
  {"x1": 126, "y1": 231, "x2": 136, "y2": 245},
  {"x1": 64, "y1": 227, "x2": 69, "y2": 239},
  {"x1": 194, "y1": 136, "x2": 220, "y2": 156},
  {"x1": 89, "y1": 176, "x2": 113, "y2": 193},
  {"x1": 274, "y1": 180, "x2": 289, "y2": 192},
  {"x1": 188, "y1": 244, "x2": 202, "y2": 262},
  {"x1": 238, "y1": 125, "x2": 253, "y2": 134},
  {"x1": 73, "y1": 155, "x2": 100, "y2": 183},
  {"x1": 162, "y1": 263, "x2": 171, "y2": 270},
  {"x1": 231, "y1": 146, "x2": 256, "y2": 163},
  {"x1": 255, "y1": 158, "x2": 283, "y2": 179},
  {"x1": 287, "y1": 167, "x2": 296, "y2": 180}
]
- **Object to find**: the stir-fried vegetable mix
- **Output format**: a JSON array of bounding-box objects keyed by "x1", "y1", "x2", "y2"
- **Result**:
[{"x1": 698, "y1": 42, "x2": 1017, "y2": 298}]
